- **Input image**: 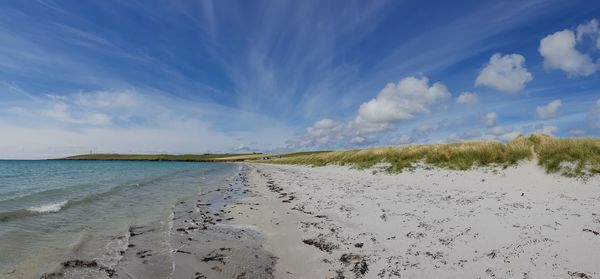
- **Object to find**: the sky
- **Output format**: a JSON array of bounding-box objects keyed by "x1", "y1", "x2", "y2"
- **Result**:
[{"x1": 1, "y1": 0, "x2": 600, "y2": 159}]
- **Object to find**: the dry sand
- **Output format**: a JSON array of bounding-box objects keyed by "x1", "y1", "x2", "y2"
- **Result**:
[{"x1": 225, "y1": 162, "x2": 600, "y2": 279}]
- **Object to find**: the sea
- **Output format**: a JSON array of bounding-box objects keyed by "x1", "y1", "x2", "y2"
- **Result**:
[{"x1": 0, "y1": 160, "x2": 236, "y2": 278}]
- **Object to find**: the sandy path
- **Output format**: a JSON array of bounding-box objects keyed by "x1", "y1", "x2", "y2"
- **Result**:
[{"x1": 228, "y1": 162, "x2": 600, "y2": 279}]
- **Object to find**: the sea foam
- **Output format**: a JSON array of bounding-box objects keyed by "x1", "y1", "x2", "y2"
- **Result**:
[{"x1": 27, "y1": 200, "x2": 68, "y2": 213}]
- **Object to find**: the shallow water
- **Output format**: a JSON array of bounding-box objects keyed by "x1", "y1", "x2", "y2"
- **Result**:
[{"x1": 0, "y1": 160, "x2": 236, "y2": 278}]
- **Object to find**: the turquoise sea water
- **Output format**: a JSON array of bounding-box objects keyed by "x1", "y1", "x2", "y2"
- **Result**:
[{"x1": 0, "y1": 160, "x2": 235, "y2": 278}]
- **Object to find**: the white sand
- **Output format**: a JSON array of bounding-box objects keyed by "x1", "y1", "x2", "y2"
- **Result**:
[{"x1": 228, "y1": 162, "x2": 600, "y2": 278}]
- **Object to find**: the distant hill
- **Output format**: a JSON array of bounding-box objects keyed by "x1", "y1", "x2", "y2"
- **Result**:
[{"x1": 61, "y1": 151, "x2": 330, "y2": 162}]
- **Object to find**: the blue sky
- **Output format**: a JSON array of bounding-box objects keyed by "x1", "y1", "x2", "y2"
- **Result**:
[{"x1": 0, "y1": 0, "x2": 599, "y2": 158}]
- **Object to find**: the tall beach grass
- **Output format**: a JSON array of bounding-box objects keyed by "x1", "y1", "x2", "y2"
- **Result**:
[{"x1": 266, "y1": 134, "x2": 600, "y2": 176}]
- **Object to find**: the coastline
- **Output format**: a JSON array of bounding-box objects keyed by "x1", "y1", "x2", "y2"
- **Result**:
[
  {"x1": 9, "y1": 160, "x2": 600, "y2": 278},
  {"x1": 34, "y1": 164, "x2": 276, "y2": 279},
  {"x1": 0, "y1": 161, "x2": 246, "y2": 279}
]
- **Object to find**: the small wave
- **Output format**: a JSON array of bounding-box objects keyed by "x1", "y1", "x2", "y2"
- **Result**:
[
  {"x1": 0, "y1": 201, "x2": 69, "y2": 222},
  {"x1": 27, "y1": 200, "x2": 68, "y2": 213}
]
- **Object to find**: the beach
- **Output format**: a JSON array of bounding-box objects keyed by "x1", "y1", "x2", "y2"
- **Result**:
[
  {"x1": 219, "y1": 162, "x2": 600, "y2": 278},
  {"x1": 4, "y1": 160, "x2": 600, "y2": 278}
]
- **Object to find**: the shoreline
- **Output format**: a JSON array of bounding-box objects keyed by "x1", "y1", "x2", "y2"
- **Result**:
[
  {"x1": 37, "y1": 164, "x2": 276, "y2": 279},
  {"x1": 16, "y1": 163, "x2": 249, "y2": 279},
  {"x1": 18, "y1": 160, "x2": 600, "y2": 278}
]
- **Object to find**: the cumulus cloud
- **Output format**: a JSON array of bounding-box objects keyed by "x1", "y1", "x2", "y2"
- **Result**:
[
  {"x1": 536, "y1": 99, "x2": 562, "y2": 119},
  {"x1": 355, "y1": 76, "x2": 450, "y2": 131},
  {"x1": 456, "y1": 92, "x2": 479, "y2": 105},
  {"x1": 539, "y1": 19, "x2": 600, "y2": 77},
  {"x1": 290, "y1": 76, "x2": 452, "y2": 149},
  {"x1": 305, "y1": 118, "x2": 347, "y2": 146},
  {"x1": 475, "y1": 53, "x2": 533, "y2": 93},
  {"x1": 483, "y1": 112, "x2": 497, "y2": 128}
]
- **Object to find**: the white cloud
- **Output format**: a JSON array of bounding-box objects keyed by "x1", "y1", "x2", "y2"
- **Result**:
[
  {"x1": 305, "y1": 118, "x2": 347, "y2": 146},
  {"x1": 349, "y1": 135, "x2": 375, "y2": 145},
  {"x1": 475, "y1": 53, "x2": 533, "y2": 93},
  {"x1": 415, "y1": 122, "x2": 440, "y2": 133},
  {"x1": 494, "y1": 130, "x2": 520, "y2": 142},
  {"x1": 356, "y1": 76, "x2": 450, "y2": 130},
  {"x1": 41, "y1": 101, "x2": 112, "y2": 126},
  {"x1": 86, "y1": 113, "x2": 112, "y2": 125},
  {"x1": 76, "y1": 89, "x2": 141, "y2": 109},
  {"x1": 456, "y1": 92, "x2": 479, "y2": 105},
  {"x1": 0, "y1": 85, "x2": 295, "y2": 158},
  {"x1": 539, "y1": 19, "x2": 600, "y2": 77},
  {"x1": 536, "y1": 99, "x2": 562, "y2": 119},
  {"x1": 576, "y1": 19, "x2": 600, "y2": 49},
  {"x1": 291, "y1": 76, "x2": 452, "y2": 149},
  {"x1": 285, "y1": 118, "x2": 353, "y2": 149},
  {"x1": 484, "y1": 112, "x2": 497, "y2": 128},
  {"x1": 449, "y1": 126, "x2": 520, "y2": 142},
  {"x1": 534, "y1": 125, "x2": 558, "y2": 136}
]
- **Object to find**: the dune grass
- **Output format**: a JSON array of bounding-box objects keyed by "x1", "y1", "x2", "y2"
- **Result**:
[
  {"x1": 266, "y1": 135, "x2": 600, "y2": 176},
  {"x1": 530, "y1": 134, "x2": 600, "y2": 176},
  {"x1": 267, "y1": 139, "x2": 531, "y2": 172}
]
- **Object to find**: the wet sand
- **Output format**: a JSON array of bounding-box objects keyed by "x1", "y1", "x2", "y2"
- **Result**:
[{"x1": 39, "y1": 166, "x2": 275, "y2": 279}]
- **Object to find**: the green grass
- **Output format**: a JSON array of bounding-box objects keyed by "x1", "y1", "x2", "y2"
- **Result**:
[
  {"x1": 267, "y1": 139, "x2": 531, "y2": 172},
  {"x1": 62, "y1": 153, "x2": 258, "y2": 161},
  {"x1": 63, "y1": 135, "x2": 600, "y2": 176},
  {"x1": 266, "y1": 135, "x2": 600, "y2": 176},
  {"x1": 62, "y1": 151, "x2": 331, "y2": 162},
  {"x1": 529, "y1": 134, "x2": 600, "y2": 176}
]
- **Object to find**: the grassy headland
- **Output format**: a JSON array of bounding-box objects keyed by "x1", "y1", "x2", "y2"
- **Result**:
[
  {"x1": 62, "y1": 151, "x2": 330, "y2": 162},
  {"x1": 63, "y1": 153, "x2": 254, "y2": 162},
  {"x1": 266, "y1": 135, "x2": 600, "y2": 176}
]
